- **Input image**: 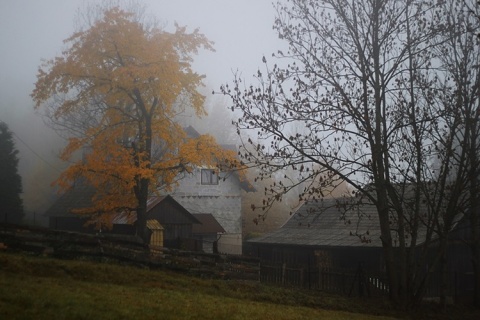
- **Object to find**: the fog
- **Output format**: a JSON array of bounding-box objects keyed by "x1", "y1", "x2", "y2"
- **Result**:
[{"x1": 0, "y1": 0, "x2": 283, "y2": 223}]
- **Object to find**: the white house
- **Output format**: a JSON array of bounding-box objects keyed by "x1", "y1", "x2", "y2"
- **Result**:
[{"x1": 170, "y1": 159, "x2": 253, "y2": 255}]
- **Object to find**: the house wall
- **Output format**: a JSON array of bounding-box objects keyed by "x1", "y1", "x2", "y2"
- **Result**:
[
  {"x1": 162, "y1": 224, "x2": 193, "y2": 240},
  {"x1": 192, "y1": 234, "x2": 218, "y2": 253},
  {"x1": 218, "y1": 233, "x2": 242, "y2": 255},
  {"x1": 171, "y1": 169, "x2": 243, "y2": 254}
]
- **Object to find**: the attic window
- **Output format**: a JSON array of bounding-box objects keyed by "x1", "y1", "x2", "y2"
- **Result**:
[{"x1": 201, "y1": 169, "x2": 218, "y2": 185}]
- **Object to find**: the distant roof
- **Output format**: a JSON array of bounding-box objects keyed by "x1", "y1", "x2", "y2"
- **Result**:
[
  {"x1": 249, "y1": 198, "x2": 385, "y2": 248},
  {"x1": 184, "y1": 125, "x2": 201, "y2": 138},
  {"x1": 192, "y1": 214, "x2": 225, "y2": 234},
  {"x1": 45, "y1": 183, "x2": 169, "y2": 220},
  {"x1": 44, "y1": 181, "x2": 96, "y2": 218}
]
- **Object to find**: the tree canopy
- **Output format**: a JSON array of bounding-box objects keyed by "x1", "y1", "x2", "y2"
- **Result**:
[
  {"x1": 32, "y1": 6, "x2": 241, "y2": 238},
  {"x1": 0, "y1": 121, "x2": 24, "y2": 224}
]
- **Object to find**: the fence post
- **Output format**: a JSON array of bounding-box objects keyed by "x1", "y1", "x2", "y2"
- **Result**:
[
  {"x1": 258, "y1": 261, "x2": 261, "y2": 282},
  {"x1": 454, "y1": 271, "x2": 457, "y2": 304},
  {"x1": 318, "y1": 267, "x2": 323, "y2": 290},
  {"x1": 300, "y1": 268, "x2": 304, "y2": 288},
  {"x1": 282, "y1": 263, "x2": 286, "y2": 286},
  {"x1": 307, "y1": 255, "x2": 311, "y2": 289}
]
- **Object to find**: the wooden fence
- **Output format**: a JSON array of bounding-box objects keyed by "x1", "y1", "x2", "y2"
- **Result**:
[
  {"x1": 0, "y1": 224, "x2": 473, "y2": 301},
  {"x1": 260, "y1": 263, "x2": 389, "y2": 297},
  {"x1": 0, "y1": 223, "x2": 260, "y2": 280},
  {"x1": 259, "y1": 262, "x2": 474, "y2": 301}
]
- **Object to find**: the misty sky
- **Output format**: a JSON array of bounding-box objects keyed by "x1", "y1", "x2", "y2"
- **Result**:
[{"x1": 0, "y1": 0, "x2": 283, "y2": 215}]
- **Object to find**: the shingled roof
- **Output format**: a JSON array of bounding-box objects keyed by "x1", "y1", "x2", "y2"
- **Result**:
[
  {"x1": 250, "y1": 191, "x2": 466, "y2": 249},
  {"x1": 112, "y1": 195, "x2": 201, "y2": 225},
  {"x1": 249, "y1": 197, "x2": 387, "y2": 248}
]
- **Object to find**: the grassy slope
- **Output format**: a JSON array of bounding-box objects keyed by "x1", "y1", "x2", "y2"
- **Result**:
[{"x1": 0, "y1": 252, "x2": 477, "y2": 320}]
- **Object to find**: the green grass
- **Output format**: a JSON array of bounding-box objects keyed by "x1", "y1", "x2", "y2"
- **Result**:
[{"x1": 0, "y1": 252, "x2": 477, "y2": 319}]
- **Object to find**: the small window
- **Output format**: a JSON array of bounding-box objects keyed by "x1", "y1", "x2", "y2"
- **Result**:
[{"x1": 201, "y1": 169, "x2": 218, "y2": 185}]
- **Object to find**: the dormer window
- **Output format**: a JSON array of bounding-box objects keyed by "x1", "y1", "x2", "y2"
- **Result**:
[{"x1": 201, "y1": 169, "x2": 218, "y2": 185}]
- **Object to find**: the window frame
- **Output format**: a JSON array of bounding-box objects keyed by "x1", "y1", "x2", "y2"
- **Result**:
[{"x1": 201, "y1": 169, "x2": 219, "y2": 185}]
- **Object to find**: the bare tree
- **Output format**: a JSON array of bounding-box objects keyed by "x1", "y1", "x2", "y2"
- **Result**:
[
  {"x1": 436, "y1": 0, "x2": 480, "y2": 307},
  {"x1": 221, "y1": 0, "x2": 453, "y2": 305}
]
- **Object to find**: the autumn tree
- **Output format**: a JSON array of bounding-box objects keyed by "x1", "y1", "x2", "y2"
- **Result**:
[
  {"x1": 221, "y1": 0, "x2": 455, "y2": 305},
  {"x1": 0, "y1": 121, "x2": 24, "y2": 224},
  {"x1": 32, "y1": 6, "x2": 240, "y2": 241}
]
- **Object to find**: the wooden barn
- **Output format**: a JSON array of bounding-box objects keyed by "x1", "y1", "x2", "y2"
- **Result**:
[
  {"x1": 45, "y1": 184, "x2": 201, "y2": 249},
  {"x1": 247, "y1": 197, "x2": 473, "y2": 298},
  {"x1": 138, "y1": 195, "x2": 200, "y2": 249},
  {"x1": 46, "y1": 182, "x2": 98, "y2": 233},
  {"x1": 247, "y1": 198, "x2": 387, "y2": 272}
]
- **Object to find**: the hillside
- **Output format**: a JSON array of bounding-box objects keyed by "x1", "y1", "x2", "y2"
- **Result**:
[{"x1": 1, "y1": 252, "x2": 479, "y2": 319}]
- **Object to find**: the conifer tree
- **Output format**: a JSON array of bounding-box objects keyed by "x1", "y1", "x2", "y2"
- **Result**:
[{"x1": 0, "y1": 121, "x2": 24, "y2": 224}]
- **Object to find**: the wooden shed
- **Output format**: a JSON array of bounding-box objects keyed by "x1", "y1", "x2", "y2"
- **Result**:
[
  {"x1": 111, "y1": 195, "x2": 201, "y2": 250},
  {"x1": 247, "y1": 197, "x2": 473, "y2": 299},
  {"x1": 45, "y1": 186, "x2": 201, "y2": 250},
  {"x1": 143, "y1": 196, "x2": 200, "y2": 247},
  {"x1": 192, "y1": 213, "x2": 225, "y2": 253},
  {"x1": 45, "y1": 182, "x2": 98, "y2": 233},
  {"x1": 248, "y1": 198, "x2": 386, "y2": 272},
  {"x1": 146, "y1": 219, "x2": 164, "y2": 248}
]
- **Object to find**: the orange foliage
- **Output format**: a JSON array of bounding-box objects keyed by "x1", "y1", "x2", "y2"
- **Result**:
[{"x1": 32, "y1": 7, "x2": 242, "y2": 232}]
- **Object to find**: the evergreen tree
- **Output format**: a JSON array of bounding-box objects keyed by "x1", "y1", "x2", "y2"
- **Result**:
[{"x1": 0, "y1": 121, "x2": 24, "y2": 224}]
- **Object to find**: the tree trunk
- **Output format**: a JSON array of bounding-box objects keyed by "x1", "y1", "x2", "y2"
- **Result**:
[
  {"x1": 471, "y1": 203, "x2": 480, "y2": 307},
  {"x1": 472, "y1": 246, "x2": 480, "y2": 307},
  {"x1": 133, "y1": 96, "x2": 153, "y2": 244},
  {"x1": 377, "y1": 189, "x2": 399, "y2": 302},
  {"x1": 439, "y1": 237, "x2": 449, "y2": 311},
  {"x1": 135, "y1": 178, "x2": 150, "y2": 243},
  {"x1": 370, "y1": 0, "x2": 402, "y2": 304},
  {"x1": 468, "y1": 114, "x2": 480, "y2": 307}
]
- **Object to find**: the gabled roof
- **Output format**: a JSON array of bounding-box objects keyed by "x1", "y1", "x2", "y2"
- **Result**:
[
  {"x1": 249, "y1": 197, "x2": 384, "y2": 248},
  {"x1": 45, "y1": 184, "x2": 199, "y2": 226},
  {"x1": 184, "y1": 125, "x2": 201, "y2": 138},
  {"x1": 112, "y1": 195, "x2": 200, "y2": 225},
  {"x1": 192, "y1": 214, "x2": 225, "y2": 234},
  {"x1": 249, "y1": 193, "x2": 461, "y2": 249}
]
